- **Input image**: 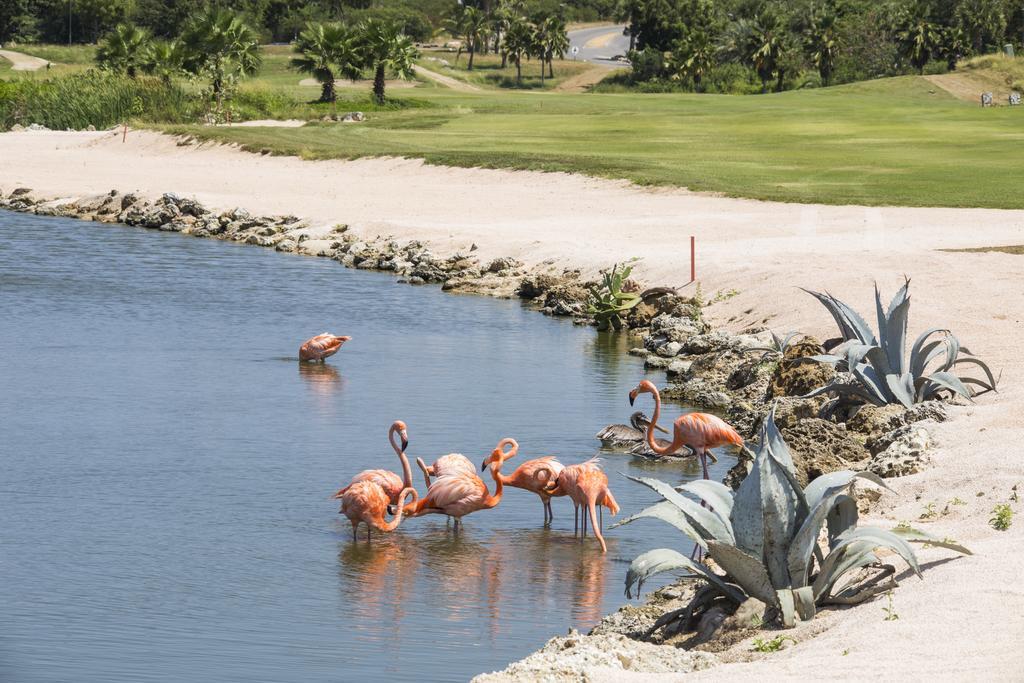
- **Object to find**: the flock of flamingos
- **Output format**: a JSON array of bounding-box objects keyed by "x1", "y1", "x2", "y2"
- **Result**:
[{"x1": 300, "y1": 332, "x2": 745, "y2": 553}]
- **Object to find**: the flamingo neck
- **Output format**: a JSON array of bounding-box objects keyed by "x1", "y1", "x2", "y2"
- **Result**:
[
  {"x1": 645, "y1": 387, "x2": 671, "y2": 455},
  {"x1": 483, "y1": 463, "x2": 504, "y2": 508},
  {"x1": 390, "y1": 427, "x2": 413, "y2": 489},
  {"x1": 384, "y1": 488, "x2": 415, "y2": 531}
]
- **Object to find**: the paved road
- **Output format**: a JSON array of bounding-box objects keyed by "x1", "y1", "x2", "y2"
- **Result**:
[
  {"x1": 0, "y1": 49, "x2": 49, "y2": 71},
  {"x1": 567, "y1": 25, "x2": 630, "y2": 68}
]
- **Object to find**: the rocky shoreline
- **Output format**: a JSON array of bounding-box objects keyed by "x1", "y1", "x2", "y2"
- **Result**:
[{"x1": 1, "y1": 186, "x2": 959, "y2": 680}]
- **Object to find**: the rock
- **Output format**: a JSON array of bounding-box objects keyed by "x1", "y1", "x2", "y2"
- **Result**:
[
  {"x1": 342, "y1": 111, "x2": 365, "y2": 122},
  {"x1": 767, "y1": 336, "x2": 835, "y2": 398},
  {"x1": 541, "y1": 281, "x2": 588, "y2": 317},
  {"x1": 868, "y1": 427, "x2": 932, "y2": 477},
  {"x1": 645, "y1": 313, "x2": 707, "y2": 351},
  {"x1": 10, "y1": 123, "x2": 25, "y2": 132},
  {"x1": 717, "y1": 598, "x2": 768, "y2": 636},
  {"x1": 661, "y1": 379, "x2": 732, "y2": 410},
  {"x1": 666, "y1": 358, "x2": 693, "y2": 379},
  {"x1": 683, "y1": 331, "x2": 733, "y2": 355},
  {"x1": 629, "y1": 301, "x2": 659, "y2": 328},
  {"x1": 11, "y1": 188, "x2": 32, "y2": 197},
  {"x1": 644, "y1": 355, "x2": 672, "y2": 370},
  {"x1": 846, "y1": 404, "x2": 907, "y2": 444},
  {"x1": 780, "y1": 418, "x2": 868, "y2": 486},
  {"x1": 516, "y1": 273, "x2": 560, "y2": 299},
  {"x1": 86, "y1": 124, "x2": 96, "y2": 131},
  {"x1": 655, "y1": 341, "x2": 683, "y2": 358},
  {"x1": 485, "y1": 256, "x2": 522, "y2": 273}
]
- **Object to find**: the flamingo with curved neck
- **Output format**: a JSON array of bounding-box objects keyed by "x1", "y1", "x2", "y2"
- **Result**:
[
  {"x1": 484, "y1": 438, "x2": 565, "y2": 526},
  {"x1": 628, "y1": 380, "x2": 743, "y2": 479},
  {"x1": 537, "y1": 458, "x2": 619, "y2": 553},
  {"x1": 402, "y1": 446, "x2": 510, "y2": 531},
  {"x1": 333, "y1": 420, "x2": 414, "y2": 505},
  {"x1": 340, "y1": 484, "x2": 418, "y2": 541}
]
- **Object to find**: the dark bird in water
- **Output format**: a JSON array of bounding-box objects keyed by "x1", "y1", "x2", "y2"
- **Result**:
[{"x1": 595, "y1": 411, "x2": 667, "y2": 449}]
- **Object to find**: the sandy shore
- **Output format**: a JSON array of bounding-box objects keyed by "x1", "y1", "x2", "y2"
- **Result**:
[{"x1": 2, "y1": 129, "x2": 1023, "y2": 677}]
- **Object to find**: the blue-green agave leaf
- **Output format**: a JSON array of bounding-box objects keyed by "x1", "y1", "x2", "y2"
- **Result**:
[
  {"x1": 611, "y1": 500, "x2": 706, "y2": 549},
  {"x1": 624, "y1": 474, "x2": 735, "y2": 545},
  {"x1": 922, "y1": 371, "x2": 973, "y2": 400},
  {"x1": 624, "y1": 548, "x2": 744, "y2": 601},
  {"x1": 826, "y1": 494, "x2": 859, "y2": 548},
  {"x1": 794, "y1": 585, "x2": 816, "y2": 622},
  {"x1": 803, "y1": 471, "x2": 891, "y2": 510},
  {"x1": 890, "y1": 525, "x2": 972, "y2": 555},
  {"x1": 676, "y1": 479, "x2": 735, "y2": 524},
  {"x1": 812, "y1": 540, "x2": 877, "y2": 601},
  {"x1": 777, "y1": 588, "x2": 796, "y2": 627},
  {"x1": 707, "y1": 541, "x2": 776, "y2": 605}
]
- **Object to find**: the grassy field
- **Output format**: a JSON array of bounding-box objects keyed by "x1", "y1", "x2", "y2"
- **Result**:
[
  {"x1": 168, "y1": 74, "x2": 1024, "y2": 209},
  {"x1": 418, "y1": 48, "x2": 595, "y2": 90},
  {"x1": 5, "y1": 42, "x2": 1024, "y2": 209}
]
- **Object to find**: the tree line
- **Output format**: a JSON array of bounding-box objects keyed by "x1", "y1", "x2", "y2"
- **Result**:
[{"x1": 616, "y1": 0, "x2": 1024, "y2": 92}]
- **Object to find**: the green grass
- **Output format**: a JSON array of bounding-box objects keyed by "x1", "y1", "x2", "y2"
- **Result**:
[
  {"x1": 164, "y1": 74, "x2": 1024, "y2": 209},
  {"x1": 419, "y1": 48, "x2": 594, "y2": 90}
]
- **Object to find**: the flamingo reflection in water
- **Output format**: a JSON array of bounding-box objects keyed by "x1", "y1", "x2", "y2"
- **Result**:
[{"x1": 297, "y1": 361, "x2": 342, "y2": 397}]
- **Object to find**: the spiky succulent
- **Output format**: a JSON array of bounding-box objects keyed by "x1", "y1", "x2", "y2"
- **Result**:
[
  {"x1": 744, "y1": 330, "x2": 801, "y2": 361},
  {"x1": 803, "y1": 279, "x2": 997, "y2": 413},
  {"x1": 616, "y1": 410, "x2": 970, "y2": 629},
  {"x1": 587, "y1": 262, "x2": 643, "y2": 331}
]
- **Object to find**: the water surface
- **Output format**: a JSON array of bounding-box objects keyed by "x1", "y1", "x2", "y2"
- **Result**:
[{"x1": 0, "y1": 211, "x2": 735, "y2": 682}]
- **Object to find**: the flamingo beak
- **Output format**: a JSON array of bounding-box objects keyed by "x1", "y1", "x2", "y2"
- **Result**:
[
  {"x1": 628, "y1": 389, "x2": 637, "y2": 406},
  {"x1": 480, "y1": 457, "x2": 490, "y2": 471},
  {"x1": 400, "y1": 433, "x2": 409, "y2": 452},
  {"x1": 386, "y1": 504, "x2": 397, "y2": 515}
]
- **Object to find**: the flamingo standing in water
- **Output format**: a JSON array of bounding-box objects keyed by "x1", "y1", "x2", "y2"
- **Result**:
[
  {"x1": 299, "y1": 333, "x2": 351, "y2": 362},
  {"x1": 402, "y1": 445, "x2": 511, "y2": 530},
  {"x1": 483, "y1": 438, "x2": 565, "y2": 526},
  {"x1": 628, "y1": 380, "x2": 742, "y2": 480},
  {"x1": 333, "y1": 420, "x2": 414, "y2": 506},
  {"x1": 538, "y1": 459, "x2": 620, "y2": 553},
  {"x1": 415, "y1": 453, "x2": 476, "y2": 488},
  {"x1": 339, "y1": 482, "x2": 418, "y2": 542}
]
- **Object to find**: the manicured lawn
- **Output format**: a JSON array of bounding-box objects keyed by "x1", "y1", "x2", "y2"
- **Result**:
[{"x1": 169, "y1": 75, "x2": 1024, "y2": 209}]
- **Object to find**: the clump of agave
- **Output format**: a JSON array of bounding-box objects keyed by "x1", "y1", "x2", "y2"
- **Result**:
[
  {"x1": 803, "y1": 279, "x2": 998, "y2": 414},
  {"x1": 616, "y1": 410, "x2": 970, "y2": 631},
  {"x1": 586, "y1": 261, "x2": 675, "y2": 331},
  {"x1": 743, "y1": 330, "x2": 801, "y2": 362}
]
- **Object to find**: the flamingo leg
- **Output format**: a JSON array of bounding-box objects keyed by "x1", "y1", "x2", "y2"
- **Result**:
[
  {"x1": 700, "y1": 449, "x2": 710, "y2": 480},
  {"x1": 599, "y1": 504, "x2": 603, "y2": 529},
  {"x1": 574, "y1": 505, "x2": 579, "y2": 535},
  {"x1": 582, "y1": 506, "x2": 588, "y2": 536},
  {"x1": 367, "y1": 526, "x2": 372, "y2": 542},
  {"x1": 352, "y1": 522, "x2": 358, "y2": 542}
]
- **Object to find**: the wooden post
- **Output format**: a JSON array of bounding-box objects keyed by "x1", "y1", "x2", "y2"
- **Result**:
[
  {"x1": 122, "y1": 122, "x2": 127, "y2": 143},
  {"x1": 690, "y1": 235, "x2": 696, "y2": 282}
]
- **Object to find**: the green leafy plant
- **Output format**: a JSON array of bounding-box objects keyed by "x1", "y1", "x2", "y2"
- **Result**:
[
  {"x1": 586, "y1": 262, "x2": 642, "y2": 331},
  {"x1": 949, "y1": 497, "x2": 967, "y2": 506},
  {"x1": 617, "y1": 409, "x2": 971, "y2": 632},
  {"x1": 882, "y1": 591, "x2": 899, "y2": 620},
  {"x1": 803, "y1": 279, "x2": 998, "y2": 415},
  {"x1": 752, "y1": 635, "x2": 796, "y2": 652},
  {"x1": 990, "y1": 504, "x2": 1013, "y2": 531},
  {"x1": 919, "y1": 502, "x2": 938, "y2": 520}
]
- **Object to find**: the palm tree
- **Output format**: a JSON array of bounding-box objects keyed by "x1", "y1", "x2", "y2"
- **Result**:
[
  {"x1": 292, "y1": 22, "x2": 363, "y2": 104},
  {"x1": 538, "y1": 15, "x2": 569, "y2": 79},
  {"x1": 749, "y1": 13, "x2": 790, "y2": 93},
  {"x1": 669, "y1": 29, "x2": 715, "y2": 90},
  {"x1": 96, "y1": 23, "x2": 152, "y2": 79},
  {"x1": 804, "y1": 8, "x2": 840, "y2": 86},
  {"x1": 461, "y1": 6, "x2": 487, "y2": 70},
  {"x1": 503, "y1": 17, "x2": 532, "y2": 86},
  {"x1": 359, "y1": 19, "x2": 418, "y2": 105},
  {"x1": 896, "y1": 15, "x2": 941, "y2": 73},
  {"x1": 181, "y1": 8, "x2": 262, "y2": 110},
  {"x1": 938, "y1": 25, "x2": 969, "y2": 71},
  {"x1": 142, "y1": 39, "x2": 186, "y2": 86}
]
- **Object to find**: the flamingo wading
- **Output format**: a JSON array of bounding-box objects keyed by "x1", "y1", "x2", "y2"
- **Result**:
[
  {"x1": 299, "y1": 333, "x2": 351, "y2": 362},
  {"x1": 538, "y1": 459, "x2": 620, "y2": 553},
  {"x1": 402, "y1": 445, "x2": 511, "y2": 530},
  {"x1": 483, "y1": 438, "x2": 565, "y2": 526},
  {"x1": 339, "y1": 483, "x2": 417, "y2": 541},
  {"x1": 333, "y1": 420, "x2": 414, "y2": 506},
  {"x1": 628, "y1": 380, "x2": 742, "y2": 480}
]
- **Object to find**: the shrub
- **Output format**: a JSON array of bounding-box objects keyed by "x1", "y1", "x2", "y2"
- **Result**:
[
  {"x1": 617, "y1": 409, "x2": 970, "y2": 631},
  {"x1": 0, "y1": 70, "x2": 192, "y2": 130}
]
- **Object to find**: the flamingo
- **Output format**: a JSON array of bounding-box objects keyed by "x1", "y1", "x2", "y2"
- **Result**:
[
  {"x1": 402, "y1": 446, "x2": 511, "y2": 531},
  {"x1": 483, "y1": 438, "x2": 565, "y2": 526},
  {"x1": 299, "y1": 333, "x2": 351, "y2": 362},
  {"x1": 332, "y1": 420, "x2": 414, "y2": 506},
  {"x1": 628, "y1": 380, "x2": 743, "y2": 479},
  {"x1": 595, "y1": 411, "x2": 667, "y2": 449},
  {"x1": 537, "y1": 459, "x2": 620, "y2": 553},
  {"x1": 415, "y1": 453, "x2": 476, "y2": 488},
  {"x1": 339, "y1": 482, "x2": 418, "y2": 542}
]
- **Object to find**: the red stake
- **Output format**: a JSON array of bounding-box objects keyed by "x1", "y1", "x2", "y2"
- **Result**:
[{"x1": 690, "y1": 235, "x2": 696, "y2": 282}]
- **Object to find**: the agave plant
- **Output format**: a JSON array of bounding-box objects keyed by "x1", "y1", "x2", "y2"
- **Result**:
[
  {"x1": 743, "y1": 330, "x2": 801, "y2": 361},
  {"x1": 587, "y1": 262, "x2": 642, "y2": 331},
  {"x1": 617, "y1": 410, "x2": 970, "y2": 630},
  {"x1": 803, "y1": 279, "x2": 997, "y2": 413}
]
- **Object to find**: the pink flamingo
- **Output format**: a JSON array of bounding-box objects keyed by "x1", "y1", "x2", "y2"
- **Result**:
[
  {"x1": 402, "y1": 447, "x2": 511, "y2": 531},
  {"x1": 299, "y1": 333, "x2": 351, "y2": 362},
  {"x1": 332, "y1": 420, "x2": 413, "y2": 506},
  {"x1": 483, "y1": 438, "x2": 565, "y2": 526},
  {"x1": 415, "y1": 453, "x2": 476, "y2": 488},
  {"x1": 339, "y1": 482, "x2": 418, "y2": 542},
  {"x1": 628, "y1": 380, "x2": 743, "y2": 480},
  {"x1": 537, "y1": 459, "x2": 620, "y2": 553}
]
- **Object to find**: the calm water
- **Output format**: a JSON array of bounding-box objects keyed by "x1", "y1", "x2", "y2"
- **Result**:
[{"x1": 0, "y1": 211, "x2": 735, "y2": 682}]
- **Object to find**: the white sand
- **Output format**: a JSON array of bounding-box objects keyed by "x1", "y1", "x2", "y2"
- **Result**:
[{"x1": 2, "y1": 129, "x2": 1023, "y2": 677}]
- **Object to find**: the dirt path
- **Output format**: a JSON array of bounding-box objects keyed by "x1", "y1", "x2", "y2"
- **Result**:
[
  {"x1": 412, "y1": 64, "x2": 482, "y2": 93},
  {"x1": 554, "y1": 65, "x2": 623, "y2": 92},
  {"x1": 925, "y1": 72, "x2": 1015, "y2": 103},
  {"x1": 0, "y1": 49, "x2": 49, "y2": 71}
]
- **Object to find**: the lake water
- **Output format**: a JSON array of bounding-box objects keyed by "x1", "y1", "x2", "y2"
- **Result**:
[{"x1": 0, "y1": 210, "x2": 736, "y2": 682}]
